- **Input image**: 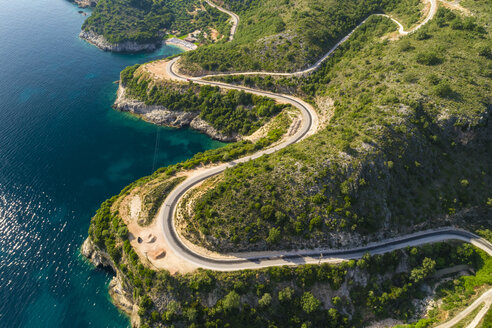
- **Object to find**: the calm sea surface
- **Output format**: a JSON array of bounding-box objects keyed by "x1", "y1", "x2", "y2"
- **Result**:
[{"x1": 0, "y1": 0, "x2": 224, "y2": 326}]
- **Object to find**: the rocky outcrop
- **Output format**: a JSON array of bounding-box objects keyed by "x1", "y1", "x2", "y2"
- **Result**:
[
  {"x1": 71, "y1": 0, "x2": 97, "y2": 8},
  {"x1": 81, "y1": 237, "x2": 114, "y2": 269},
  {"x1": 190, "y1": 117, "x2": 238, "y2": 142},
  {"x1": 81, "y1": 238, "x2": 141, "y2": 327},
  {"x1": 79, "y1": 30, "x2": 161, "y2": 53},
  {"x1": 114, "y1": 84, "x2": 239, "y2": 142},
  {"x1": 73, "y1": 0, "x2": 98, "y2": 8}
]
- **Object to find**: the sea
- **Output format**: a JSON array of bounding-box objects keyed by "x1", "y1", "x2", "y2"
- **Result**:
[{"x1": 0, "y1": 0, "x2": 224, "y2": 326}]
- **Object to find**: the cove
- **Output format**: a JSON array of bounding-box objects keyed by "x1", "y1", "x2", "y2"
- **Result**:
[{"x1": 0, "y1": 0, "x2": 224, "y2": 326}]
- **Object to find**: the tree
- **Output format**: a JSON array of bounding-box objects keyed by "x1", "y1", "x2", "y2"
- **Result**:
[
  {"x1": 261, "y1": 204, "x2": 275, "y2": 220},
  {"x1": 331, "y1": 296, "x2": 341, "y2": 307},
  {"x1": 301, "y1": 292, "x2": 321, "y2": 314},
  {"x1": 278, "y1": 287, "x2": 294, "y2": 302},
  {"x1": 309, "y1": 216, "x2": 322, "y2": 231},
  {"x1": 138, "y1": 295, "x2": 153, "y2": 315},
  {"x1": 266, "y1": 227, "x2": 281, "y2": 244},
  {"x1": 117, "y1": 226, "x2": 128, "y2": 238},
  {"x1": 163, "y1": 300, "x2": 180, "y2": 321},
  {"x1": 410, "y1": 258, "x2": 436, "y2": 283},
  {"x1": 184, "y1": 307, "x2": 198, "y2": 322},
  {"x1": 222, "y1": 291, "x2": 240, "y2": 311},
  {"x1": 188, "y1": 270, "x2": 214, "y2": 291},
  {"x1": 258, "y1": 293, "x2": 272, "y2": 307}
]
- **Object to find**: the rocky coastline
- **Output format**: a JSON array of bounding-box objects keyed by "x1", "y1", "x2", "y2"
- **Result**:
[
  {"x1": 81, "y1": 238, "x2": 141, "y2": 327},
  {"x1": 114, "y1": 84, "x2": 239, "y2": 142},
  {"x1": 80, "y1": 30, "x2": 161, "y2": 53},
  {"x1": 73, "y1": 0, "x2": 98, "y2": 8}
]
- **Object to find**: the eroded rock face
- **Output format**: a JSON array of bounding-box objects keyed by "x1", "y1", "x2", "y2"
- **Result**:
[
  {"x1": 190, "y1": 117, "x2": 238, "y2": 142},
  {"x1": 73, "y1": 0, "x2": 98, "y2": 8},
  {"x1": 81, "y1": 238, "x2": 141, "y2": 326},
  {"x1": 114, "y1": 84, "x2": 239, "y2": 142},
  {"x1": 79, "y1": 30, "x2": 160, "y2": 53},
  {"x1": 144, "y1": 109, "x2": 198, "y2": 128},
  {"x1": 81, "y1": 238, "x2": 113, "y2": 269}
]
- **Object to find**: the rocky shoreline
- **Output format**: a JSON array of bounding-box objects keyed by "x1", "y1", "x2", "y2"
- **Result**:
[
  {"x1": 81, "y1": 238, "x2": 141, "y2": 327},
  {"x1": 80, "y1": 30, "x2": 161, "y2": 53},
  {"x1": 114, "y1": 84, "x2": 239, "y2": 142},
  {"x1": 73, "y1": 0, "x2": 98, "y2": 8}
]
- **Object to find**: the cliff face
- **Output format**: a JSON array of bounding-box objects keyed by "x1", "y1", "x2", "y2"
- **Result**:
[
  {"x1": 80, "y1": 30, "x2": 160, "y2": 53},
  {"x1": 73, "y1": 0, "x2": 98, "y2": 8},
  {"x1": 114, "y1": 84, "x2": 239, "y2": 142},
  {"x1": 81, "y1": 238, "x2": 141, "y2": 327}
]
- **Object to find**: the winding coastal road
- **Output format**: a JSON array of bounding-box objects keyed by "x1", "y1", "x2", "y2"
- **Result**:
[
  {"x1": 199, "y1": 0, "x2": 438, "y2": 78},
  {"x1": 204, "y1": 0, "x2": 239, "y2": 41},
  {"x1": 160, "y1": 0, "x2": 441, "y2": 270},
  {"x1": 434, "y1": 289, "x2": 492, "y2": 328},
  {"x1": 154, "y1": 0, "x2": 492, "y2": 325}
]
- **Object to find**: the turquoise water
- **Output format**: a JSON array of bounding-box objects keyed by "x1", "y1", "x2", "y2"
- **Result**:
[{"x1": 0, "y1": 0, "x2": 224, "y2": 326}]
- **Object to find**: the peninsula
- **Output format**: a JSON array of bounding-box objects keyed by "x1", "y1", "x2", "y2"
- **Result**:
[{"x1": 79, "y1": 0, "x2": 492, "y2": 327}]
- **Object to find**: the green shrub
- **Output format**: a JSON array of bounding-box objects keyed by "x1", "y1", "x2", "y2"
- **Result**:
[
  {"x1": 278, "y1": 287, "x2": 294, "y2": 303},
  {"x1": 477, "y1": 44, "x2": 491, "y2": 58},
  {"x1": 258, "y1": 293, "x2": 272, "y2": 307},
  {"x1": 301, "y1": 292, "x2": 321, "y2": 314},
  {"x1": 222, "y1": 291, "x2": 241, "y2": 311},
  {"x1": 433, "y1": 81, "x2": 453, "y2": 98},
  {"x1": 266, "y1": 227, "x2": 281, "y2": 244},
  {"x1": 416, "y1": 52, "x2": 443, "y2": 65}
]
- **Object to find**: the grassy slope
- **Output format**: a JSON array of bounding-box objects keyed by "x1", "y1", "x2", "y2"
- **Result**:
[
  {"x1": 179, "y1": 0, "x2": 424, "y2": 73},
  {"x1": 181, "y1": 5, "x2": 491, "y2": 252}
]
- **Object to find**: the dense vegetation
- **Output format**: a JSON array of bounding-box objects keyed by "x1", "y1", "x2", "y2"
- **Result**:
[
  {"x1": 88, "y1": 190, "x2": 491, "y2": 327},
  {"x1": 84, "y1": 0, "x2": 492, "y2": 327},
  {"x1": 179, "y1": 0, "x2": 424, "y2": 73},
  {"x1": 181, "y1": 6, "x2": 491, "y2": 252},
  {"x1": 121, "y1": 64, "x2": 289, "y2": 136},
  {"x1": 82, "y1": 0, "x2": 230, "y2": 45}
]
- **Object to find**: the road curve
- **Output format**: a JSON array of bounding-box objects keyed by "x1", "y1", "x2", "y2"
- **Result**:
[
  {"x1": 198, "y1": 0, "x2": 437, "y2": 78},
  {"x1": 464, "y1": 299, "x2": 491, "y2": 328},
  {"x1": 162, "y1": 59, "x2": 492, "y2": 273},
  {"x1": 154, "y1": 0, "x2": 492, "y2": 324},
  {"x1": 204, "y1": 0, "x2": 239, "y2": 41},
  {"x1": 159, "y1": 0, "x2": 442, "y2": 272},
  {"x1": 435, "y1": 289, "x2": 492, "y2": 328}
]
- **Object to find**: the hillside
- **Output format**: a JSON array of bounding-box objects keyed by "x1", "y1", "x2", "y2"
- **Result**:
[
  {"x1": 185, "y1": 2, "x2": 492, "y2": 251},
  {"x1": 82, "y1": 0, "x2": 492, "y2": 327},
  {"x1": 178, "y1": 0, "x2": 426, "y2": 73},
  {"x1": 181, "y1": 5, "x2": 491, "y2": 252},
  {"x1": 81, "y1": 0, "x2": 231, "y2": 48}
]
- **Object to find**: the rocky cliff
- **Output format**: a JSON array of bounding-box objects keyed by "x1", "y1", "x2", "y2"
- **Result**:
[
  {"x1": 80, "y1": 30, "x2": 161, "y2": 53},
  {"x1": 114, "y1": 84, "x2": 239, "y2": 142},
  {"x1": 73, "y1": 0, "x2": 98, "y2": 8},
  {"x1": 81, "y1": 238, "x2": 141, "y2": 327}
]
